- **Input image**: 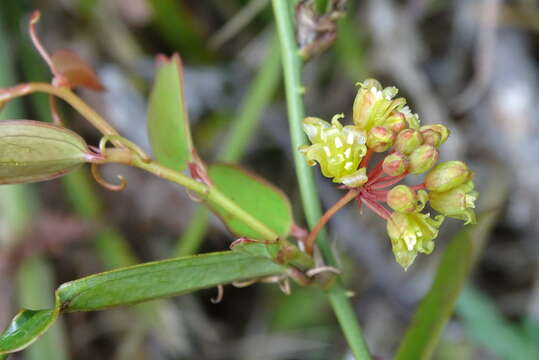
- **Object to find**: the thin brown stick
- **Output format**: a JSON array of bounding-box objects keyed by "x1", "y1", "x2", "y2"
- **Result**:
[{"x1": 304, "y1": 189, "x2": 359, "y2": 254}]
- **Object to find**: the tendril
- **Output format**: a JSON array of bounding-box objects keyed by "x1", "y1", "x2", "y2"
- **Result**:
[
  {"x1": 90, "y1": 163, "x2": 127, "y2": 191},
  {"x1": 210, "y1": 285, "x2": 224, "y2": 304}
]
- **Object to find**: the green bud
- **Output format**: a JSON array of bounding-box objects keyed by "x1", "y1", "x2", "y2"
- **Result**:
[
  {"x1": 394, "y1": 129, "x2": 423, "y2": 154},
  {"x1": 429, "y1": 181, "x2": 478, "y2": 224},
  {"x1": 353, "y1": 79, "x2": 405, "y2": 132},
  {"x1": 387, "y1": 185, "x2": 417, "y2": 212},
  {"x1": 425, "y1": 161, "x2": 472, "y2": 192},
  {"x1": 400, "y1": 106, "x2": 420, "y2": 129},
  {"x1": 384, "y1": 111, "x2": 408, "y2": 133},
  {"x1": 408, "y1": 144, "x2": 439, "y2": 175},
  {"x1": 420, "y1": 129, "x2": 442, "y2": 147},
  {"x1": 300, "y1": 115, "x2": 368, "y2": 185},
  {"x1": 382, "y1": 152, "x2": 409, "y2": 176},
  {"x1": 0, "y1": 120, "x2": 94, "y2": 184},
  {"x1": 386, "y1": 212, "x2": 444, "y2": 270},
  {"x1": 367, "y1": 126, "x2": 395, "y2": 152},
  {"x1": 420, "y1": 124, "x2": 449, "y2": 145}
]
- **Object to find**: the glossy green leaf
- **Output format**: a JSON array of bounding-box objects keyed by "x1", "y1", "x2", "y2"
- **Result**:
[
  {"x1": 207, "y1": 163, "x2": 294, "y2": 239},
  {"x1": 0, "y1": 309, "x2": 58, "y2": 354},
  {"x1": 0, "y1": 120, "x2": 92, "y2": 184},
  {"x1": 0, "y1": 251, "x2": 285, "y2": 356},
  {"x1": 147, "y1": 54, "x2": 194, "y2": 171},
  {"x1": 395, "y1": 209, "x2": 501, "y2": 360}
]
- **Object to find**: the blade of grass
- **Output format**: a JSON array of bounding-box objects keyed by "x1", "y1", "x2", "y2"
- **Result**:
[
  {"x1": 174, "y1": 33, "x2": 281, "y2": 257},
  {"x1": 456, "y1": 285, "x2": 538, "y2": 359},
  {"x1": 271, "y1": 1, "x2": 371, "y2": 358}
]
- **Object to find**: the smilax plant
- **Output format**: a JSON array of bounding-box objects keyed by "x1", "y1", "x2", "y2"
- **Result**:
[{"x1": 0, "y1": 4, "x2": 477, "y2": 359}]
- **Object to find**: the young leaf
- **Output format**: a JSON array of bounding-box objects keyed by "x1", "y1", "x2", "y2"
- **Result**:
[
  {"x1": 0, "y1": 120, "x2": 94, "y2": 184},
  {"x1": 147, "y1": 54, "x2": 194, "y2": 171},
  {"x1": 0, "y1": 251, "x2": 286, "y2": 356},
  {"x1": 50, "y1": 50, "x2": 104, "y2": 91},
  {"x1": 207, "y1": 163, "x2": 294, "y2": 239}
]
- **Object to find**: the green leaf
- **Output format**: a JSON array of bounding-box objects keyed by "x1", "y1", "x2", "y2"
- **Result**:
[
  {"x1": 147, "y1": 54, "x2": 194, "y2": 171},
  {"x1": 0, "y1": 309, "x2": 58, "y2": 354},
  {"x1": 0, "y1": 251, "x2": 285, "y2": 356},
  {"x1": 0, "y1": 120, "x2": 91, "y2": 184},
  {"x1": 395, "y1": 209, "x2": 501, "y2": 360},
  {"x1": 57, "y1": 251, "x2": 285, "y2": 311},
  {"x1": 207, "y1": 163, "x2": 294, "y2": 239}
]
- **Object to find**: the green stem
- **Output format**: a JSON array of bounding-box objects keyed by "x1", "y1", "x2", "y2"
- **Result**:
[
  {"x1": 271, "y1": 1, "x2": 372, "y2": 358},
  {"x1": 132, "y1": 158, "x2": 278, "y2": 242},
  {"x1": 0, "y1": 82, "x2": 120, "y2": 140}
]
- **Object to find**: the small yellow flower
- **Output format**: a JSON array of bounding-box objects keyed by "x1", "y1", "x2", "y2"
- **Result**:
[
  {"x1": 386, "y1": 212, "x2": 444, "y2": 270},
  {"x1": 300, "y1": 114, "x2": 368, "y2": 187}
]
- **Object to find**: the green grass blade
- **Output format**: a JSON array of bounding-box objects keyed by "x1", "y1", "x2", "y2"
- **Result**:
[{"x1": 456, "y1": 285, "x2": 539, "y2": 359}]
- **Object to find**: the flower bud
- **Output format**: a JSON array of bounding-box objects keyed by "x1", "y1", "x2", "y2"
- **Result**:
[
  {"x1": 420, "y1": 124, "x2": 450, "y2": 147},
  {"x1": 382, "y1": 152, "x2": 409, "y2": 176},
  {"x1": 420, "y1": 129, "x2": 441, "y2": 147},
  {"x1": 352, "y1": 79, "x2": 405, "y2": 132},
  {"x1": 429, "y1": 181, "x2": 478, "y2": 224},
  {"x1": 394, "y1": 129, "x2": 423, "y2": 154},
  {"x1": 425, "y1": 161, "x2": 472, "y2": 192},
  {"x1": 386, "y1": 212, "x2": 444, "y2": 270},
  {"x1": 384, "y1": 111, "x2": 408, "y2": 133},
  {"x1": 367, "y1": 126, "x2": 395, "y2": 152},
  {"x1": 0, "y1": 120, "x2": 95, "y2": 184},
  {"x1": 408, "y1": 145, "x2": 438, "y2": 174},
  {"x1": 400, "y1": 106, "x2": 420, "y2": 129},
  {"x1": 387, "y1": 185, "x2": 417, "y2": 213}
]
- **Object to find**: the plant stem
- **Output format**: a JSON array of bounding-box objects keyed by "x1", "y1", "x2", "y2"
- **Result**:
[
  {"x1": 131, "y1": 158, "x2": 278, "y2": 242},
  {"x1": 305, "y1": 189, "x2": 358, "y2": 254},
  {"x1": 0, "y1": 82, "x2": 120, "y2": 139},
  {"x1": 271, "y1": 1, "x2": 372, "y2": 358}
]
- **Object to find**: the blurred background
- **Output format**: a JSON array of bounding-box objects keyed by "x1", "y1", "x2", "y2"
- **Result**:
[{"x1": 0, "y1": 0, "x2": 538, "y2": 359}]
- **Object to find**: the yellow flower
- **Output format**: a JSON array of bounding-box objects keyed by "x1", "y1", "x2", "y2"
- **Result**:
[
  {"x1": 300, "y1": 114, "x2": 368, "y2": 187},
  {"x1": 386, "y1": 212, "x2": 444, "y2": 270}
]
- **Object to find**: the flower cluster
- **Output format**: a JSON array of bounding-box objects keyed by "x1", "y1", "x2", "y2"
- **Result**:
[{"x1": 300, "y1": 79, "x2": 478, "y2": 269}]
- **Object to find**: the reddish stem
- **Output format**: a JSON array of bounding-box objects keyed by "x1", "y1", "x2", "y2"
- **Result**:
[
  {"x1": 305, "y1": 189, "x2": 359, "y2": 255},
  {"x1": 366, "y1": 162, "x2": 385, "y2": 185},
  {"x1": 360, "y1": 148, "x2": 374, "y2": 168},
  {"x1": 370, "y1": 174, "x2": 406, "y2": 190},
  {"x1": 360, "y1": 197, "x2": 391, "y2": 220}
]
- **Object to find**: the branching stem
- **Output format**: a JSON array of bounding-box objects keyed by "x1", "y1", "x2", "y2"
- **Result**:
[{"x1": 305, "y1": 189, "x2": 359, "y2": 254}]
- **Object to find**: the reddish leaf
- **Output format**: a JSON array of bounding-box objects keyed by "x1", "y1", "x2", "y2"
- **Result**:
[{"x1": 51, "y1": 50, "x2": 104, "y2": 91}]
